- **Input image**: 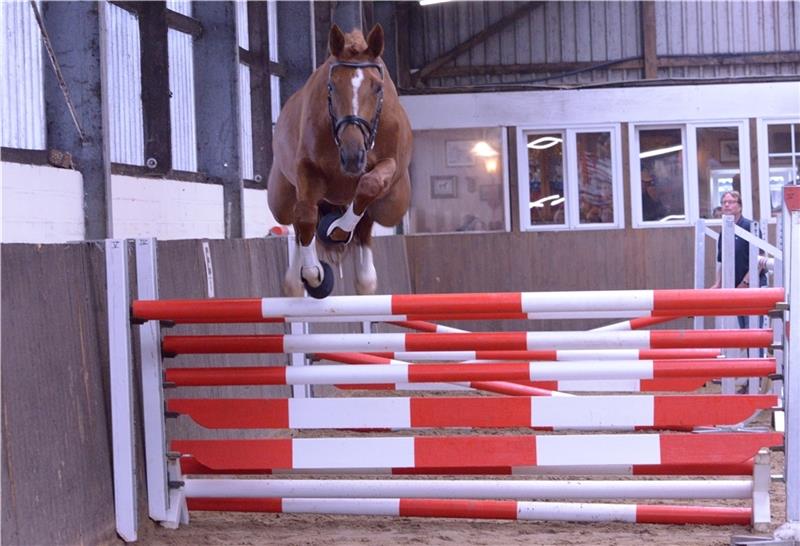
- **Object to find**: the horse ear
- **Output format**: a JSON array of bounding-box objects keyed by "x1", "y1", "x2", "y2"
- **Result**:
[
  {"x1": 329, "y1": 24, "x2": 345, "y2": 57},
  {"x1": 366, "y1": 23, "x2": 384, "y2": 58}
]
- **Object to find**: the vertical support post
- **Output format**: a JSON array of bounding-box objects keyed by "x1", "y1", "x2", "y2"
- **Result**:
[
  {"x1": 773, "y1": 217, "x2": 786, "y2": 402},
  {"x1": 136, "y1": 239, "x2": 176, "y2": 525},
  {"x1": 720, "y1": 214, "x2": 737, "y2": 394},
  {"x1": 247, "y1": 0, "x2": 273, "y2": 186},
  {"x1": 286, "y1": 235, "x2": 311, "y2": 399},
  {"x1": 747, "y1": 221, "x2": 761, "y2": 392},
  {"x1": 640, "y1": 0, "x2": 658, "y2": 80},
  {"x1": 394, "y1": 1, "x2": 411, "y2": 89},
  {"x1": 193, "y1": 1, "x2": 243, "y2": 238},
  {"x1": 331, "y1": 0, "x2": 362, "y2": 31},
  {"x1": 784, "y1": 208, "x2": 800, "y2": 526},
  {"x1": 751, "y1": 448, "x2": 772, "y2": 531},
  {"x1": 138, "y1": 1, "x2": 172, "y2": 176},
  {"x1": 42, "y1": 1, "x2": 110, "y2": 238},
  {"x1": 373, "y1": 0, "x2": 398, "y2": 83},
  {"x1": 693, "y1": 220, "x2": 706, "y2": 331},
  {"x1": 105, "y1": 240, "x2": 137, "y2": 542},
  {"x1": 289, "y1": 321, "x2": 311, "y2": 399}
]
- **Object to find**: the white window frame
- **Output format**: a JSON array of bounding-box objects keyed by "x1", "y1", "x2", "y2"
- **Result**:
[
  {"x1": 757, "y1": 117, "x2": 800, "y2": 224},
  {"x1": 688, "y1": 120, "x2": 751, "y2": 227},
  {"x1": 516, "y1": 124, "x2": 624, "y2": 232},
  {"x1": 629, "y1": 120, "x2": 751, "y2": 229}
]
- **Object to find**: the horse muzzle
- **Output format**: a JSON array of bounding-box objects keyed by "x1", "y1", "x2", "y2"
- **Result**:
[{"x1": 339, "y1": 146, "x2": 367, "y2": 175}]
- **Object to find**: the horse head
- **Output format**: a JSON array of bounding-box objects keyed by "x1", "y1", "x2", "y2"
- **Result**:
[{"x1": 326, "y1": 24, "x2": 385, "y2": 175}]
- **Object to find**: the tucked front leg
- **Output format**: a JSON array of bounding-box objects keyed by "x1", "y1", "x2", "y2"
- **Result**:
[
  {"x1": 288, "y1": 163, "x2": 335, "y2": 298},
  {"x1": 293, "y1": 199, "x2": 325, "y2": 288},
  {"x1": 327, "y1": 158, "x2": 397, "y2": 243}
]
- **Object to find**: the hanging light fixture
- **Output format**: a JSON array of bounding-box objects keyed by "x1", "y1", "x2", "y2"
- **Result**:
[
  {"x1": 471, "y1": 141, "x2": 498, "y2": 157},
  {"x1": 527, "y1": 136, "x2": 563, "y2": 150}
]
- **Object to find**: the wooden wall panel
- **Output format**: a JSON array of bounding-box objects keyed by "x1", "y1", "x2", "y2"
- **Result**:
[
  {"x1": 1, "y1": 243, "x2": 117, "y2": 546},
  {"x1": 405, "y1": 227, "x2": 697, "y2": 331}
]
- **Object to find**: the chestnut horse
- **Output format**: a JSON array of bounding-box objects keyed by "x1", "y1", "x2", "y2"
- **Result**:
[{"x1": 268, "y1": 24, "x2": 412, "y2": 298}]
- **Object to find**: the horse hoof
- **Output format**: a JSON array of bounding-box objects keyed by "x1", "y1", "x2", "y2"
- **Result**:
[
  {"x1": 302, "y1": 261, "x2": 335, "y2": 299},
  {"x1": 317, "y1": 212, "x2": 353, "y2": 246}
]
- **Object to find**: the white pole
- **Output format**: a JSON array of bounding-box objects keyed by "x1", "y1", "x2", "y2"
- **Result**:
[
  {"x1": 784, "y1": 210, "x2": 800, "y2": 524},
  {"x1": 694, "y1": 219, "x2": 707, "y2": 331},
  {"x1": 106, "y1": 240, "x2": 137, "y2": 542},
  {"x1": 720, "y1": 214, "x2": 737, "y2": 393},
  {"x1": 183, "y1": 478, "x2": 753, "y2": 500}
]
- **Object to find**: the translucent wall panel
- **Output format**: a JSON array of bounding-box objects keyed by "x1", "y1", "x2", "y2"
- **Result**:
[
  {"x1": 1, "y1": 1, "x2": 45, "y2": 149},
  {"x1": 168, "y1": 28, "x2": 197, "y2": 171},
  {"x1": 105, "y1": 1, "x2": 144, "y2": 165}
]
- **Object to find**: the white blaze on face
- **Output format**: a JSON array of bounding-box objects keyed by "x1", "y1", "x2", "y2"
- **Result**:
[{"x1": 351, "y1": 69, "x2": 364, "y2": 116}]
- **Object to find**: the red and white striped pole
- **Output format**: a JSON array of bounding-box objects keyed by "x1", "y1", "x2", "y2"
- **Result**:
[
  {"x1": 171, "y1": 432, "x2": 783, "y2": 472},
  {"x1": 164, "y1": 358, "x2": 777, "y2": 387},
  {"x1": 184, "y1": 497, "x2": 752, "y2": 525},
  {"x1": 161, "y1": 329, "x2": 772, "y2": 355},
  {"x1": 132, "y1": 288, "x2": 784, "y2": 323},
  {"x1": 167, "y1": 394, "x2": 777, "y2": 430}
]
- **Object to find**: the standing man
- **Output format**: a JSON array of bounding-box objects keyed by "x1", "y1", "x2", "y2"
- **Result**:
[{"x1": 710, "y1": 190, "x2": 767, "y2": 326}]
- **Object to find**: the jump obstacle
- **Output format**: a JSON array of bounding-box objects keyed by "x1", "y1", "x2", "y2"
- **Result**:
[{"x1": 106, "y1": 193, "x2": 800, "y2": 543}]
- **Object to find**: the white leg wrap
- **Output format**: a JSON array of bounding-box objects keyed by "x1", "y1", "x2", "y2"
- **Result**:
[
  {"x1": 328, "y1": 203, "x2": 364, "y2": 238},
  {"x1": 300, "y1": 243, "x2": 323, "y2": 288},
  {"x1": 283, "y1": 242, "x2": 305, "y2": 297},
  {"x1": 355, "y1": 245, "x2": 377, "y2": 295}
]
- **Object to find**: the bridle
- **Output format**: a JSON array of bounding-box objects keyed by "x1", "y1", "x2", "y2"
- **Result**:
[{"x1": 327, "y1": 61, "x2": 384, "y2": 151}]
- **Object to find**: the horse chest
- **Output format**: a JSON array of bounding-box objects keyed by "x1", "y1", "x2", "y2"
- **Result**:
[{"x1": 322, "y1": 174, "x2": 360, "y2": 205}]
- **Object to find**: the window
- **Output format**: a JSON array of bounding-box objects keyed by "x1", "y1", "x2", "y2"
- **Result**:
[
  {"x1": 630, "y1": 122, "x2": 751, "y2": 228},
  {"x1": 632, "y1": 127, "x2": 686, "y2": 225},
  {"x1": 758, "y1": 121, "x2": 800, "y2": 221},
  {"x1": 407, "y1": 127, "x2": 508, "y2": 234},
  {"x1": 695, "y1": 126, "x2": 741, "y2": 220},
  {"x1": 525, "y1": 132, "x2": 565, "y2": 227},
  {"x1": 518, "y1": 125, "x2": 623, "y2": 231}
]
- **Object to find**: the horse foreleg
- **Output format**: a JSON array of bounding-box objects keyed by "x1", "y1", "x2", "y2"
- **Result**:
[
  {"x1": 326, "y1": 158, "x2": 398, "y2": 243},
  {"x1": 294, "y1": 200, "x2": 322, "y2": 285},
  {"x1": 291, "y1": 196, "x2": 335, "y2": 299},
  {"x1": 353, "y1": 216, "x2": 377, "y2": 295},
  {"x1": 355, "y1": 244, "x2": 377, "y2": 294},
  {"x1": 283, "y1": 240, "x2": 304, "y2": 297}
]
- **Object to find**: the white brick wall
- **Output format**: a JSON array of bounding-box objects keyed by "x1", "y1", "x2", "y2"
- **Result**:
[
  {"x1": 243, "y1": 187, "x2": 283, "y2": 238},
  {"x1": 1, "y1": 162, "x2": 85, "y2": 243},
  {"x1": 111, "y1": 174, "x2": 224, "y2": 239},
  {"x1": 0, "y1": 164, "x2": 393, "y2": 243}
]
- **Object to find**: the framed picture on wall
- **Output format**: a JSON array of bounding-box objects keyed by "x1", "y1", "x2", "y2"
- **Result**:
[
  {"x1": 445, "y1": 140, "x2": 474, "y2": 167},
  {"x1": 720, "y1": 140, "x2": 739, "y2": 162},
  {"x1": 430, "y1": 175, "x2": 458, "y2": 198}
]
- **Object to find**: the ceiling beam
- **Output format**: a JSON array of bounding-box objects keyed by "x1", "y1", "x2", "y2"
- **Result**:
[
  {"x1": 423, "y1": 52, "x2": 800, "y2": 80},
  {"x1": 412, "y1": 1, "x2": 543, "y2": 86}
]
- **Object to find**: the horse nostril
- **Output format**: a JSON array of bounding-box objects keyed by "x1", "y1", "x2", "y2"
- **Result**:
[{"x1": 358, "y1": 149, "x2": 365, "y2": 166}]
